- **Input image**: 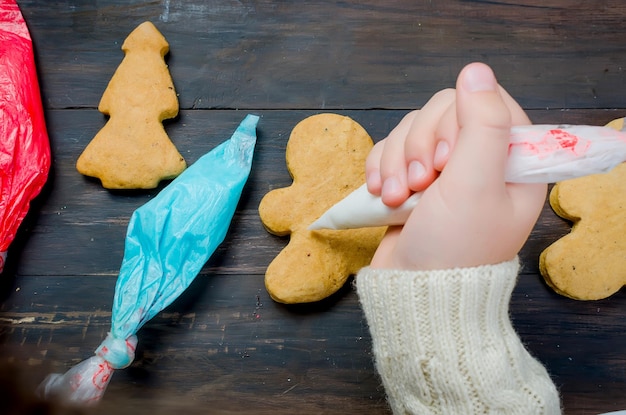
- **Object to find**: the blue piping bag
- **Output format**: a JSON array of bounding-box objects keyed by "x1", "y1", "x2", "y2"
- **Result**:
[{"x1": 39, "y1": 114, "x2": 259, "y2": 404}]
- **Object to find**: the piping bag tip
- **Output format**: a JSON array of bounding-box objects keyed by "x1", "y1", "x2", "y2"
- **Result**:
[
  {"x1": 308, "y1": 217, "x2": 328, "y2": 231},
  {"x1": 307, "y1": 184, "x2": 420, "y2": 230},
  {"x1": 239, "y1": 114, "x2": 260, "y2": 132}
]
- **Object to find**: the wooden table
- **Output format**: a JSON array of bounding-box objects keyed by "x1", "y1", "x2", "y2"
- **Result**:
[{"x1": 1, "y1": 1, "x2": 625, "y2": 414}]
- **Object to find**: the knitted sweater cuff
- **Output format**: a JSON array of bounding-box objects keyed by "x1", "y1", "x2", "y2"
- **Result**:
[{"x1": 356, "y1": 258, "x2": 560, "y2": 415}]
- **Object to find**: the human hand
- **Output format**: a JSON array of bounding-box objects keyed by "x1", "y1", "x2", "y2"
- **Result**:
[{"x1": 367, "y1": 62, "x2": 547, "y2": 270}]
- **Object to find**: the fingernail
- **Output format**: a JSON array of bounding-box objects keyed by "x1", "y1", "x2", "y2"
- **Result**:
[
  {"x1": 408, "y1": 160, "x2": 426, "y2": 182},
  {"x1": 382, "y1": 176, "x2": 401, "y2": 199},
  {"x1": 463, "y1": 64, "x2": 497, "y2": 92},
  {"x1": 434, "y1": 141, "x2": 449, "y2": 166}
]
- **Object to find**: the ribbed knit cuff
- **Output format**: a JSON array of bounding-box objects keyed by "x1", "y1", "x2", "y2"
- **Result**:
[{"x1": 356, "y1": 259, "x2": 560, "y2": 415}]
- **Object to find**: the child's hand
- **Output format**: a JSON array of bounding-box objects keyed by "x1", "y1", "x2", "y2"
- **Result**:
[{"x1": 369, "y1": 63, "x2": 547, "y2": 270}]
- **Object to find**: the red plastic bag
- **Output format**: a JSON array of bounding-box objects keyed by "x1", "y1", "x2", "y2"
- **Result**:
[{"x1": 0, "y1": 0, "x2": 51, "y2": 271}]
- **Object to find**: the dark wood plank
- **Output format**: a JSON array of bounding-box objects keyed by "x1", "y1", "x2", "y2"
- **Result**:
[
  {"x1": 6, "y1": 108, "x2": 623, "y2": 278},
  {"x1": 16, "y1": 0, "x2": 626, "y2": 110},
  {"x1": 8, "y1": 109, "x2": 412, "y2": 277}
]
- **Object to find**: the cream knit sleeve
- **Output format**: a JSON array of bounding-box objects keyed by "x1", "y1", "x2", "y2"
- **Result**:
[{"x1": 356, "y1": 258, "x2": 561, "y2": 415}]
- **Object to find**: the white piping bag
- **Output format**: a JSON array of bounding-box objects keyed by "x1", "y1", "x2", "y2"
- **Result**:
[{"x1": 309, "y1": 122, "x2": 626, "y2": 230}]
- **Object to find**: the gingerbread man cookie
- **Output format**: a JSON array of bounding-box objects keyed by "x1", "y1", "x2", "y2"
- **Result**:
[
  {"x1": 259, "y1": 114, "x2": 386, "y2": 304},
  {"x1": 539, "y1": 118, "x2": 626, "y2": 300}
]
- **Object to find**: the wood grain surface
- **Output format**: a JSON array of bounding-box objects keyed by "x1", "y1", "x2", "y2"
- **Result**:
[{"x1": 1, "y1": 1, "x2": 625, "y2": 414}]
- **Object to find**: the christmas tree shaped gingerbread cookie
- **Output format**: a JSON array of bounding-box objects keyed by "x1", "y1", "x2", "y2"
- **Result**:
[{"x1": 76, "y1": 21, "x2": 186, "y2": 189}]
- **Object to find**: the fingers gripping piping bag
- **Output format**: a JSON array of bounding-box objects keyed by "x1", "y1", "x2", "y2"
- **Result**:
[
  {"x1": 0, "y1": 0, "x2": 52, "y2": 271},
  {"x1": 39, "y1": 114, "x2": 259, "y2": 404},
  {"x1": 310, "y1": 121, "x2": 626, "y2": 230}
]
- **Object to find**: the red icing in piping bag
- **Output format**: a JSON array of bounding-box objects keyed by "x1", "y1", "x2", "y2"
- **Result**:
[{"x1": 509, "y1": 128, "x2": 591, "y2": 158}]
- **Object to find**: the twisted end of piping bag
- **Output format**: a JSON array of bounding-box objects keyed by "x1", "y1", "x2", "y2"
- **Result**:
[
  {"x1": 95, "y1": 333, "x2": 138, "y2": 369},
  {"x1": 37, "y1": 334, "x2": 138, "y2": 405}
]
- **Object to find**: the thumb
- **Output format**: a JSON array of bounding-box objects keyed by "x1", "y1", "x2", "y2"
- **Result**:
[{"x1": 445, "y1": 63, "x2": 512, "y2": 186}]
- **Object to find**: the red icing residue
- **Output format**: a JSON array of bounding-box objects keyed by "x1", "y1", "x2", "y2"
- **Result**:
[
  {"x1": 509, "y1": 128, "x2": 590, "y2": 157},
  {"x1": 92, "y1": 361, "x2": 113, "y2": 390},
  {"x1": 548, "y1": 129, "x2": 579, "y2": 150}
]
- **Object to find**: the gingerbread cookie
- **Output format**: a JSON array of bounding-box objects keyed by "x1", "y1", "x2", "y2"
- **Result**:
[
  {"x1": 259, "y1": 114, "x2": 386, "y2": 304},
  {"x1": 76, "y1": 21, "x2": 186, "y2": 189},
  {"x1": 539, "y1": 118, "x2": 626, "y2": 300}
]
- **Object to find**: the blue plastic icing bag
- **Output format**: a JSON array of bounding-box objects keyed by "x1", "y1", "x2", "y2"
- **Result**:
[{"x1": 39, "y1": 114, "x2": 259, "y2": 404}]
